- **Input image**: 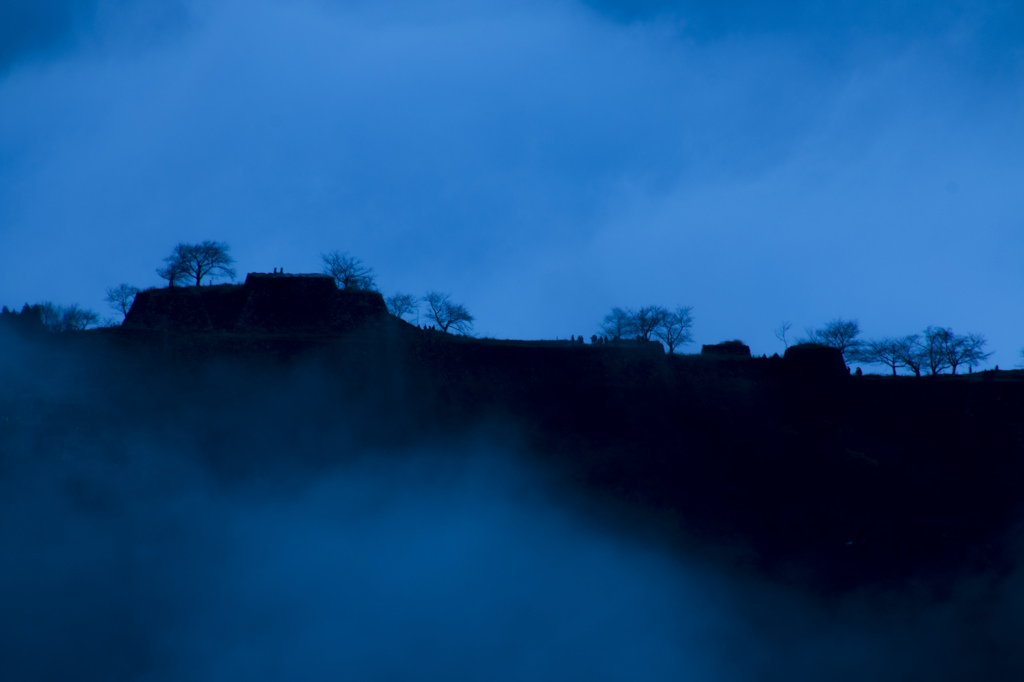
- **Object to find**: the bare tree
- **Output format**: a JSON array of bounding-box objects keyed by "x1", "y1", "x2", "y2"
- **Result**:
[
  {"x1": 600, "y1": 307, "x2": 633, "y2": 341},
  {"x1": 807, "y1": 318, "x2": 862, "y2": 362},
  {"x1": 923, "y1": 326, "x2": 953, "y2": 375},
  {"x1": 774, "y1": 320, "x2": 792, "y2": 349},
  {"x1": 37, "y1": 302, "x2": 61, "y2": 330},
  {"x1": 854, "y1": 337, "x2": 906, "y2": 376},
  {"x1": 158, "y1": 241, "x2": 236, "y2": 287},
  {"x1": 37, "y1": 302, "x2": 98, "y2": 331},
  {"x1": 945, "y1": 332, "x2": 991, "y2": 374},
  {"x1": 896, "y1": 334, "x2": 926, "y2": 376},
  {"x1": 105, "y1": 284, "x2": 140, "y2": 320},
  {"x1": 385, "y1": 293, "x2": 418, "y2": 320},
  {"x1": 423, "y1": 292, "x2": 474, "y2": 334},
  {"x1": 915, "y1": 327, "x2": 991, "y2": 375},
  {"x1": 632, "y1": 306, "x2": 666, "y2": 342},
  {"x1": 156, "y1": 258, "x2": 187, "y2": 287},
  {"x1": 655, "y1": 306, "x2": 694, "y2": 354},
  {"x1": 60, "y1": 305, "x2": 99, "y2": 331},
  {"x1": 322, "y1": 251, "x2": 376, "y2": 291}
]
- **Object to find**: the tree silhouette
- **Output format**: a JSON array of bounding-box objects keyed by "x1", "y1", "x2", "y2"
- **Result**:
[
  {"x1": 61, "y1": 305, "x2": 99, "y2": 331},
  {"x1": 655, "y1": 306, "x2": 694, "y2": 354},
  {"x1": 321, "y1": 251, "x2": 376, "y2": 291},
  {"x1": 156, "y1": 258, "x2": 187, "y2": 287},
  {"x1": 941, "y1": 330, "x2": 990, "y2": 374},
  {"x1": 38, "y1": 302, "x2": 62, "y2": 330},
  {"x1": 895, "y1": 335, "x2": 926, "y2": 376},
  {"x1": 386, "y1": 293, "x2": 418, "y2": 321},
  {"x1": 600, "y1": 307, "x2": 633, "y2": 341},
  {"x1": 853, "y1": 329, "x2": 989, "y2": 376},
  {"x1": 901, "y1": 349, "x2": 926, "y2": 376},
  {"x1": 423, "y1": 292, "x2": 473, "y2": 334},
  {"x1": 0, "y1": 304, "x2": 45, "y2": 334},
  {"x1": 807, "y1": 318, "x2": 862, "y2": 362},
  {"x1": 36, "y1": 302, "x2": 98, "y2": 331},
  {"x1": 874, "y1": 327, "x2": 992, "y2": 375},
  {"x1": 105, "y1": 284, "x2": 140, "y2": 320},
  {"x1": 854, "y1": 337, "x2": 907, "y2": 376},
  {"x1": 632, "y1": 306, "x2": 665, "y2": 342},
  {"x1": 600, "y1": 306, "x2": 691, "y2": 347},
  {"x1": 774, "y1": 320, "x2": 792, "y2": 349},
  {"x1": 158, "y1": 241, "x2": 236, "y2": 287},
  {"x1": 923, "y1": 326, "x2": 953, "y2": 375}
]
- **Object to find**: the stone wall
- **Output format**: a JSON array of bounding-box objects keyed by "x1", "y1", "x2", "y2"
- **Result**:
[
  {"x1": 123, "y1": 273, "x2": 388, "y2": 333},
  {"x1": 700, "y1": 340, "x2": 752, "y2": 358},
  {"x1": 783, "y1": 342, "x2": 848, "y2": 378}
]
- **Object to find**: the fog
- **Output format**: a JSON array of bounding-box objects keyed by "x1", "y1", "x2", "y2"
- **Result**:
[
  {"x1": 6, "y1": 440, "x2": 1024, "y2": 681},
  {"x1": 2, "y1": 329, "x2": 1023, "y2": 680}
]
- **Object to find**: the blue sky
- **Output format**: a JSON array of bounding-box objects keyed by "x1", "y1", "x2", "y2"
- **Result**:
[{"x1": 1, "y1": 0, "x2": 1022, "y2": 366}]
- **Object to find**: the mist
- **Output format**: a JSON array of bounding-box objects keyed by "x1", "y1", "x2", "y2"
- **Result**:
[
  {"x1": 2, "y1": 1, "x2": 1023, "y2": 676},
  {"x1": 6, "y1": 430, "x2": 1024, "y2": 681},
  {"x1": 3, "y1": 327, "x2": 1024, "y2": 681}
]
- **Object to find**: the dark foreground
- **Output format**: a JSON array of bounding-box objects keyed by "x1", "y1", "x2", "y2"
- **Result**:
[
  {"x1": 6, "y1": 324, "x2": 1023, "y2": 590},
  {"x1": 2, "y1": 323, "x2": 1023, "y2": 679}
]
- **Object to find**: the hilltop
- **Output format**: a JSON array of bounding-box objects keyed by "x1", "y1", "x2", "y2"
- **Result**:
[{"x1": 123, "y1": 272, "x2": 391, "y2": 333}]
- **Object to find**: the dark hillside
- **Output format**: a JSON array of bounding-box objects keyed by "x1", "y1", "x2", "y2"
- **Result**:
[{"x1": 3, "y1": 319, "x2": 1023, "y2": 596}]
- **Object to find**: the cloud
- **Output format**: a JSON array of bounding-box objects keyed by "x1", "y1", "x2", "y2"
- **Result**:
[
  {"x1": 0, "y1": 0, "x2": 1021, "y2": 365},
  {"x1": 0, "y1": 0, "x2": 190, "y2": 71},
  {"x1": 584, "y1": 0, "x2": 1024, "y2": 46},
  {"x1": 0, "y1": 0, "x2": 94, "y2": 68},
  {"x1": 0, "y1": 0, "x2": 843, "y2": 285}
]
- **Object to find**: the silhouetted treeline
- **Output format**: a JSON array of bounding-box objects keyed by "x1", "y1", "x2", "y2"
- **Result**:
[
  {"x1": 798, "y1": 318, "x2": 992, "y2": 375},
  {"x1": 1, "y1": 302, "x2": 99, "y2": 332},
  {"x1": 599, "y1": 305, "x2": 694, "y2": 353},
  {"x1": 0, "y1": 304, "x2": 45, "y2": 334}
]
